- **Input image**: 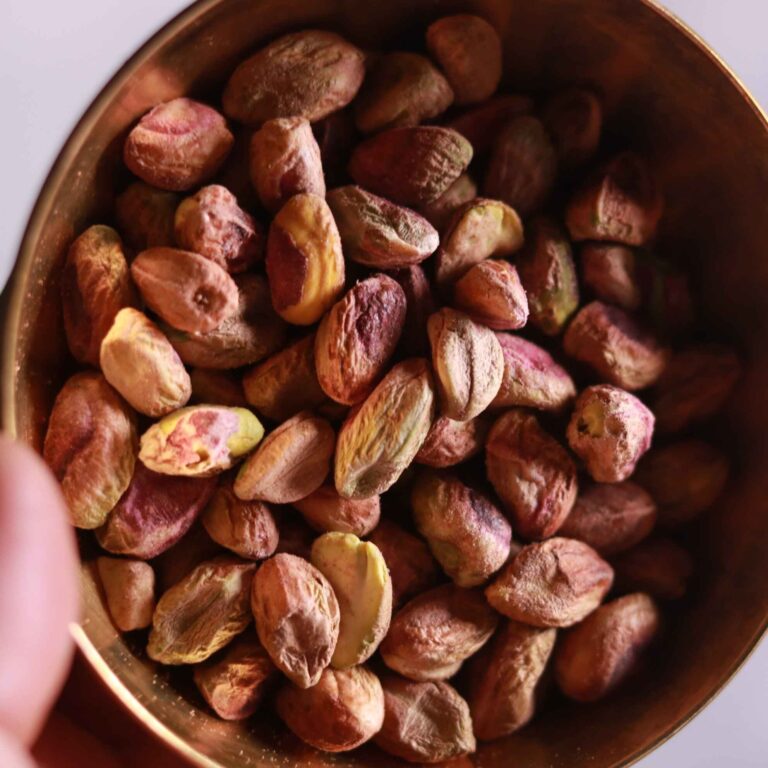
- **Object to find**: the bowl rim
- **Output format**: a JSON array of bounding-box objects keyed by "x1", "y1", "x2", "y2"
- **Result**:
[{"x1": 3, "y1": 0, "x2": 768, "y2": 766}]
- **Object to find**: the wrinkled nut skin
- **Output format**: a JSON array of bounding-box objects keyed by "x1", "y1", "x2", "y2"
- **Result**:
[
  {"x1": 250, "y1": 117, "x2": 326, "y2": 213},
  {"x1": 517, "y1": 217, "x2": 579, "y2": 335},
  {"x1": 202, "y1": 483, "x2": 279, "y2": 559},
  {"x1": 251, "y1": 553, "x2": 340, "y2": 688},
  {"x1": 453, "y1": 259, "x2": 529, "y2": 330},
  {"x1": 234, "y1": 412, "x2": 334, "y2": 504},
  {"x1": 492, "y1": 333, "x2": 576, "y2": 412},
  {"x1": 567, "y1": 384, "x2": 655, "y2": 483},
  {"x1": 311, "y1": 533, "x2": 392, "y2": 668},
  {"x1": 428, "y1": 309, "x2": 504, "y2": 421},
  {"x1": 147, "y1": 557, "x2": 256, "y2": 664},
  {"x1": 266, "y1": 193, "x2": 345, "y2": 325},
  {"x1": 140, "y1": 405, "x2": 264, "y2": 477},
  {"x1": 484, "y1": 116, "x2": 557, "y2": 217},
  {"x1": 486, "y1": 410, "x2": 578, "y2": 540},
  {"x1": 560, "y1": 482, "x2": 657, "y2": 556},
  {"x1": 294, "y1": 484, "x2": 381, "y2": 536},
  {"x1": 335, "y1": 359, "x2": 436, "y2": 499},
  {"x1": 418, "y1": 173, "x2": 478, "y2": 232},
  {"x1": 222, "y1": 30, "x2": 365, "y2": 125},
  {"x1": 652, "y1": 344, "x2": 741, "y2": 434},
  {"x1": 563, "y1": 301, "x2": 668, "y2": 391},
  {"x1": 315, "y1": 274, "x2": 407, "y2": 405},
  {"x1": 349, "y1": 126, "x2": 473, "y2": 207},
  {"x1": 612, "y1": 538, "x2": 693, "y2": 600},
  {"x1": 375, "y1": 676, "x2": 476, "y2": 764},
  {"x1": 634, "y1": 440, "x2": 729, "y2": 526},
  {"x1": 555, "y1": 593, "x2": 660, "y2": 702},
  {"x1": 243, "y1": 334, "x2": 328, "y2": 421},
  {"x1": 412, "y1": 471, "x2": 512, "y2": 587},
  {"x1": 190, "y1": 368, "x2": 246, "y2": 407},
  {"x1": 368, "y1": 519, "x2": 440, "y2": 606},
  {"x1": 485, "y1": 537, "x2": 614, "y2": 628},
  {"x1": 193, "y1": 634, "x2": 279, "y2": 720},
  {"x1": 541, "y1": 88, "x2": 602, "y2": 169},
  {"x1": 392, "y1": 265, "x2": 436, "y2": 356},
  {"x1": 61, "y1": 225, "x2": 136, "y2": 366},
  {"x1": 174, "y1": 185, "x2": 262, "y2": 273},
  {"x1": 328, "y1": 186, "x2": 439, "y2": 269},
  {"x1": 276, "y1": 666, "x2": 385, "y2": 752},
  {"x1": 415, "y1": 415, "x2": 488, "y2": 468},
  {"x1": 426, "y1": 14, "x2": 502, "y2": 105},
  {"x1": 354, "y1": 52, "x2": 454, "y2": 134},
  {"x1": 96, "y1": 463, "x2": 217, "y2": 558},
  {"x1": 435, "y1": 198, "x2": 524, "y2": 286},
  {"x1": 100, "y1": 308, "x2": 191, "y2": 418},
  {"x1": 43, "y1": 373, "x2": 137, "y2": 530},
  {"x1": 380, "y1": 584, "x2": 498, "y2": 681},
  {"x1": 565, "y1": 152, "x2": 663, "y2": 246},
  {"x1": 468, "y1": 621, "x2": 557, "y2": 740},
  {"x1": 115, "y1": 182, "x2": 178, "y2": 250},
  {"x1": 131, "y1": 247, "x2": 239, "y2": 334},
  {"x1": 580, "y1": 243, "x2": 642, "y2": 311},
  {"x1": 97, "y1": 557, "x2": 156, "y2": 633},
  {"x1": 124, "y1": 98, "x2": 233, "y2": 191},
  {"x1": 166, "y1": 274, "x2": 287, "y2": 370},
  {"x1": 153, "y1": 523, "x2": 223, "y2": 592}
]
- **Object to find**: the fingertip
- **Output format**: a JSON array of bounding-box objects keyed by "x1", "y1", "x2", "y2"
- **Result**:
[{"x1": 0, "y1": 728, "x2": 37, "y2": 768}]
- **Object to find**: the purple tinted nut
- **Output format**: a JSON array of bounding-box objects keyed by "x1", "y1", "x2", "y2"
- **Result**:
[
  {"x1": 293, "y1": 484, "x2": 381, "y2": 536},
  {"x1": 612, "y1": 538, "x2": 694, "y2": 600},
  {"x1": 313, "y1": 109, "x2": 358, "y2": 187},
  {"x1": 580, "y1": 243, "x2": 641, "y2": 311},
  {"x1": 153, "y1": 524, "x2": 223, "y2": 591},
  {"x1": 415, "y1": 415, "x2": 488, "y2": 468},
  {"x1": 563, "y1": 301, "x2": 668, "y2": 391},
  {"x1": 541, "y1": 88, "x2": 602, "y2": 169},
  {"x1": 567, "y1": 384, "x2": 655, "y2": 483},
  {"x1": 189, "y1": 369, "x2": 247, "y2": 407},
  {"x1": 391, "y1": 265, "x2": 437, "y2": 356},
  {"x1": 453, "y1": 260, "x2": 529, "y2": 330},
  {"x1": 418, "y1": 173, "x2": 478, "y2": 232},
  {"x1": 97, "y1": 557, "x2": 156, "y2": 632},
  {"x1": 115, "y1": 182, "x2": 178, "y2": 250}
]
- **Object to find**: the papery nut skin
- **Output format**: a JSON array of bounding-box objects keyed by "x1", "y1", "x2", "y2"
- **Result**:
[
  {"x1": 426, "y1": 15, "x2": 502, "y2": 105},
  {"x1": 563, "y1": 301, "x2": 668, "y2": 391},
  {"x1": 250, "y1": 117, "x2": 326, "y2": 212},
  {"x1": 428, "y1": 308, "x2": 504, "y2": 421},
  {"x1": 139, "y1": 405, "x2": 264, "y2": 477},
  {"x1": 453, "y1": 259, "x2": 529, "y2": 330},
  {"x1": 349, "y1": 126, "x2": 472, "y2": 207},
  {"x1": 276, "y1": 666, "x2": 385, "y2": 752},
  {"x1": 486, "y1": 409, "x2": 578, "y2": 540},
  {"x1": 43, "y1": 372, "x2": 137, "y2": 529},
  {"x1": 193, "y1": 633, "x2": 279, "y2": 720},
  {"x1": 97, "y1": 557, "x2": 156, "y2": 632},
  {"x1": 355, "y1": 52, "x2": 454, "y2": 134},
  {"x1": 223, "y1": 30, "x2": 365, "y2": 125},
  {"x1": 559, "y1": 482, "x2": 657, "y2": 556},
  {"x1": 234, "y1": 411, "x2": 334, "y2": 504},
  {"x1": 541, "y1": 88, "x2": 602, "y2": 169},
  {"x1": 567, "y1": 384, "x2": 655, "y2": 483},
  {"x1": 147, "y1": 556, "x2": 256, "y2": 664},
  {"x1": 293, "y1": 484, "x2": 380, "y2": 536},
  {"x1": 251, "y1": 553, "x2": 340, "y2": 688},
  {"x1": 412, "y1": 470, "x2": 511, "y2": 587},
  {"x1": 380, "y1": 584, "x2": 497, "y2": 681},
  {"x1": 484, "y1": 116, "x2": 557, "y2": 217},
  {"x1": 131, "y1": 247, "x2": 239, "y2": 334},
  {"x1": 415, "y1": 415, "x2": 488, "y2": 468},
  {"x1": 485, "y1": 537, "x2": 614, "y2": 628},
  {"x1": 391, "y1": 265, "x2": 437, "y2": 356},
  {"x1": 565, "y1": 152, "x2": 663, "y2": 246},
  {"x1": 555, "y1": 593, "x2": 660, "y2": 702},
  {"x1": 124, "y1": 98, "x2": 233, "y2": 191},
  {"x1": 580, "y1": 243, "x2": 642, "y2": 311},
  {"x1": 334, "y1": 359, "x2": 436, "y2": 500},
  {"x1": 96, "y1": 463, "x2": 217, "y2": 558},
  {"x1": 266, "y1": 193, "x2": 345, "y2": 325},
  {"x1": 434, "y1": 198, "x2": 524, "y2": 286},
  {"x1": 61, "y1": 225, "x2": 136, "y2": 366},
  {"x1": 174, "y1": 185, "x2": 262, "y2": 273},
  {"x1": 418, "y1": 173, "x2": 478, "y2": 232},
  {"x1": 492, "y1": 333, "x2": 576, "y2": 412},
  {"x1": 315, "y1": 274, "x2": 407, "y2": 405},
  {"x1": 190, "y1": 369, "x2": 247, "y2": 407},
  {"x1": 468, "y1": 621, "x2": 557, "y2": 740},
  {"x1": 116, "y1": 182, "x2": 178, "y2": 250},
  {"x1": 374, "y1": 676, "x2": 476, "y2": 764},
  {"x1": 612, "y1": 538, "x2": 693, "y2": 600}
]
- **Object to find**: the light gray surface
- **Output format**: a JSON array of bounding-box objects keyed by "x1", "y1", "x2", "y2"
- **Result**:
[{"x1": 0, "y1": 1, "x2": 766, "y2": 765}]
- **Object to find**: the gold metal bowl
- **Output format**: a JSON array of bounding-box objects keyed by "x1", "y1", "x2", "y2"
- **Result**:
[{"x1": 3, "y1": 0, "x2": 768, "y2": 765}]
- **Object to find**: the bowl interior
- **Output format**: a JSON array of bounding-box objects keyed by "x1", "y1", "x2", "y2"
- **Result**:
[{"x1": 4, "y1": 0, "x2": 768, "y2": 766}]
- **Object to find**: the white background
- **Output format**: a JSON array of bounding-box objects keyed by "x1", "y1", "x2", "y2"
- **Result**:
[{"x1": 0, "y1": 1, "x2": 766, "y2": 765}]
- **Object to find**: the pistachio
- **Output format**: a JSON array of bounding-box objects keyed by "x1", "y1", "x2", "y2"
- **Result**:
[
  {"x1": 580, "y1": 243, "x2": 642, "y2": 311},
  {"x1": 391, "y1": 265, "x2": 437, "y2": 356},
  {"x1": 189, "y1": 369, "x2": 246, "y2": 407},
  {"x1": 612, "y1": 538, "x2": 693, "y2": 600},
  {"x1": 453, "y1": 259, "x2": 529, "y2": 330},
  {"x1": 415, "y1": 415, "x2": 488, "y2": 468},
  {"x1": 418, "y1": 173, "x2": 478, "y2": 232},
  {"x1": 293, "y1": 484, "x2": 381, "y2": 536},
  {"x1": 115, "y1": 182, "x2": 178, "y2": 250},
  {"x1": 541, "y1": 88, "x2": 602, "y2": 169},
  {"x1": 97, "y1": 557, "x2": 156, "y2": 632}
]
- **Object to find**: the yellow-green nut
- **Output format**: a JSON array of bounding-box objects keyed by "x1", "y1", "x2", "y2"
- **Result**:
[
  {"x1": 139, "y1": 405, "x2": 264, "y2": 476},
  {"x1": 311, "y1": 532, "x2": 393, "y2": 668}
]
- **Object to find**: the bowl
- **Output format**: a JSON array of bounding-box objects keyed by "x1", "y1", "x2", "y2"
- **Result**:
[{"x1": 3, "y1": 0, "x2": 768, "y2": 765}]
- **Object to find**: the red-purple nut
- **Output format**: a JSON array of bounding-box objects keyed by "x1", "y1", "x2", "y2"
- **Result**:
[
  {"x1": 453, "y1": 260, "x2": 529, "y2": 330},
  {"x1": 612, "y1": 538, "x2": 693, "y2": 600},
  {"x1": 541, "y1": 88, "x2": 602, "y2": 169},
  {"x1": 580, "y1": 243, "x2": 642, "y2": 311}
]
